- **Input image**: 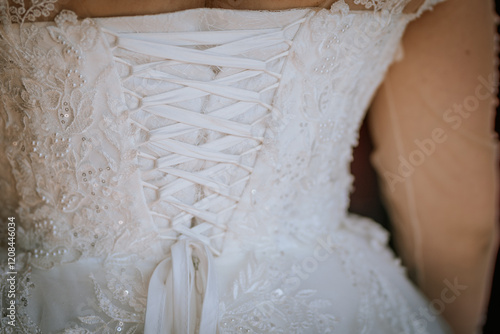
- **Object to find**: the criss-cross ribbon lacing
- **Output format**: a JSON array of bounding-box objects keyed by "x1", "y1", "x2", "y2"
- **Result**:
[{"x1": 103, "y1": 16, "x2": 305, "y2": 333}]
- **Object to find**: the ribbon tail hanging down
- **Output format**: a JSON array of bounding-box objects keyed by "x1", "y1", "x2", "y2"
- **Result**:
[{"x1": 144, "y1": 239, "x2": 219, "y2": 334}]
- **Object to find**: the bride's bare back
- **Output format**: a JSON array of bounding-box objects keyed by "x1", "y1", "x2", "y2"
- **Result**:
[{"x1": 9, "y1": 0, "x2": 426, "y2": 20}]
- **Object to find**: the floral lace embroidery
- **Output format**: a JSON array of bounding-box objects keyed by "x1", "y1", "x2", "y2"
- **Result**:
[
  {"x1": 219, "y1": 254, "x2": 339, "y2": 333},
  {"x1": 353, "y1": 0, "x2": 411, "y2": 12},
  {"x1": 1, "y1": 0, "x2": 57, "y2": 25},
  {"x1": 0, "y1": 258, "x2": 41, "y2": 333},
  {"x1": 352, "y1": 0, "x2": 444, "y2": 15},
  {"x1": 0, "y1": 5, "x2": 148, "y2": 270},
  {"x1": 335, "y1": 216, "x2": 428, "y2": 333},
  {"x1": 63, "y1": 264, "x2": 148, "y2": 334},
  {"x1": 220, "y1": 217, "x2": 432, "y2": 334},
  {"x1": 239, "y1": 2, "x2": 397, "y2": 248}
]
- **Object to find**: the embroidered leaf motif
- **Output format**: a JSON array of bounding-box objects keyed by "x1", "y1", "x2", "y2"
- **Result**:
[
  {"x1": 292, "y1": 289, "x2": 316, "y2": 299},
  {"x1": 126, "y1": 326, "x2": 138, "y2": 334},
  {"x1": 22, "y1": 78, "x2": 43, "y2": 100},
  {"x1": 41, "y1": 89, "x2": 62, "y2": 110},
  {"x1": 78, "y1": 316, "x2": 103, "y2": 325}
]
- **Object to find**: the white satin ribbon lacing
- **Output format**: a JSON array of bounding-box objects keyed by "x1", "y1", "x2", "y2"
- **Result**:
[{"x1": 103, "y1": 16, "x2": 306, "y2": 333}]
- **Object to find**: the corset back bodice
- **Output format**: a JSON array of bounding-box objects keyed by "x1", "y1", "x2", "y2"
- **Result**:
[
  {"x1": 0, "y1": 1, "x2": 456, "y2": 333},
  {"x1": 0, "y1": 1, "x2": 442, "y2": 267}
]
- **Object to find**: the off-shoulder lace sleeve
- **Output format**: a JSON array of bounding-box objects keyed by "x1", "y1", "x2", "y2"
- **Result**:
[
  {"x1": 412, "y1": 0, "x2": 446, "y2": 17},
  {"x1": 350, "y1": 0, "x2": 445, "y2": 14}
]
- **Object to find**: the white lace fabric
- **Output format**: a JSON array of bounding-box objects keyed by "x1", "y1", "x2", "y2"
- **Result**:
[{"x1": 0, "y1": 0, "x2": 450, "y2": 333}]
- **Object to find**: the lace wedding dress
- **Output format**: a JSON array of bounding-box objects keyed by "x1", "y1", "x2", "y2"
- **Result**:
[{"x1": 0, "y1": 0, "x2": 453, "y2": 333}]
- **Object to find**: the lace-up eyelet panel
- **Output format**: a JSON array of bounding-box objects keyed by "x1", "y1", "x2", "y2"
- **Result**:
[
  {"x1": 97, "y1": 12, "x2": 309, "y2": 333},
  {"x1": 102, "y1": 15, "x2": 307, "y2": 258}
]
